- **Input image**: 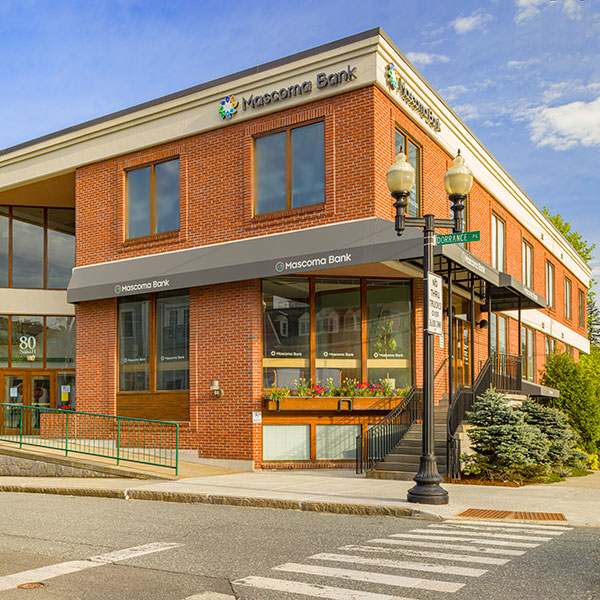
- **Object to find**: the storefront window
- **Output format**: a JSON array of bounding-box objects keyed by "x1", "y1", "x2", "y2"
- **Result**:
[
  {"x1": 47, "y1": 209, "x2": 76, "y2": 288},
  {"x1": 315, "y1": 278, "x2": 360, "y2": 385},
  {"x1": 156, "y1": 292, "x2": 189, "y2": 390},
  {"x1": 263, "y1": 424, "x2": 310, "y2": 461},
  {"x1": 57, "y1": 372, "x2": 76, "y2": 409},
  {"x1": 262, "y1": 278, "x2": 310, "y2": 388},
  {"x1": 316, "y1": 424, "x2": 361, "y2": 460},
  {"x1": 11, "y1": 315, "x2": 44, "y2": 368},
  {"x1": 46, "y1": 317, "x2": 75, "y2": 368},
  {"x1": 366, "y1": 280, "x2": 411, "y2": 389},
  {"x1": 0, "y1": 315, "x2": 7, "y2": 368},
  {"x1": 0, "y1": 207, "x2": 8, "y2": 287},
  {"x1": 12, "y1": 208, "x2": 44, "y2": 288},
  {"x1": 118, "y1": 296, "x2": 150, "y2": 391}
]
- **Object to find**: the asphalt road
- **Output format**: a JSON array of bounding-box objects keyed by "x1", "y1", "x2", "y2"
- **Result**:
[{"x1": 0, "y1": 493, "x2": 596, "y2": 599}]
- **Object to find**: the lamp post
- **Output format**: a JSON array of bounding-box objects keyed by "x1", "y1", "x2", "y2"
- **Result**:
[{"x1": 386, "y1": 151, "x2": 473, "y2": 505}]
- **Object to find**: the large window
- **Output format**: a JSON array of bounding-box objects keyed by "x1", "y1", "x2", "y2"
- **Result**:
[
  {"x1": 546, "y1": 261, "x2": 555, "y2": 309},
  {"x1": 521, "y1": 325, "x2": 535, "y2": 381},
  {"x1": 0, "y1": 315, "x2": 74, "y2": 369},
  {"x1": 262, "y1": 277, "x2": 412, "y2": 390},
  {"x1": 578, "y1": 288, "x2": 585, "y2": 328},
  {"x1": 126, "y1": 158, "x2": 180, "y2": 239},
  {"x1": 491, "y1": 214, "x2": 505, "y2": 271},
  {"x1": 564, "y1": 277, "x2": 572, "y2": 320},
  {"x1": 545, "y1": 335, "x2": 557, "y2": 359},
  {"x1": 0, "y1": 207, "x2": 75, "y2": 289},
  {"x1": 118, "y1": 291, "x2": 189, "y2": 392},
  {"x1": 490, "y1": 313, "x2": 507, "y2": 354},
  {"x1": 255, "y1": 121, "x2": 325, "y2": 215},
  {"x1": 394, "y1": 128, "x2": 420, "y2": 217},
  {"x1": 522, "y1": 240, "x2": 533, "y2": 288}
]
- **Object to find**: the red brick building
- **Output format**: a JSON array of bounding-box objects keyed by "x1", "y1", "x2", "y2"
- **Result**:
[{"x1": 0, "y1": 29, "x2": 589, "y2": 471}]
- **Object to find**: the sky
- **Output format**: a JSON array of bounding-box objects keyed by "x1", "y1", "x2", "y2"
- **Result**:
[{"x1": 0, "y1": 0, "x2": 598, "y2": 281}]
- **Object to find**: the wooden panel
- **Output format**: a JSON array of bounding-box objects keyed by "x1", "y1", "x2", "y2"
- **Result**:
[{"x1": 116, "y1": 392, "x2": 189, "y2": 421}]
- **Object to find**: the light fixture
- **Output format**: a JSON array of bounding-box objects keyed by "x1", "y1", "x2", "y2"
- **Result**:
[
  {"x1": 386, "y1": 153, "x2": 416, "y2": 236},
  {"x1": 444, "y1": 150, "x2": 473, "y2": 233},
  {"x1": 210, "y1": 380, "x2": 224, "y2": 398},
  {"x1": 476, "y1": 319, "x2": 488, "y2": 329}
]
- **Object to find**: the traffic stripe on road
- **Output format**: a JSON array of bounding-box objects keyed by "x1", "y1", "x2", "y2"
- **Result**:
[
  {"x1": 423, "y1": 526, "x2": 551, "y2": 541},
  {"x1": 369, "y1": 538, "x2": 527, "y2": 555},
  {"x1": 0, "y1": 542, "x2": 181, "y2": 592},
  {"x1": 309, "y1": 552, "x2": 487, "y2": 577},
  {"x1": 389, "y1": 533, "x2": 539, "y2": 548},
  {"x1": 234, "y1": 576, "x2": 418, "y2": 599},
  {"x1": 444, "y1": 519, "x2": 571, "y2": 532},
  {"x1": 273, "y1": 563, "x2": 465, "y2": 592},
  {"x1": 338, "y1": 544, "x2": 510, "y2": 565},
  {"x1": 434, "y1": 523, "x2": 564, "y2": 536}
]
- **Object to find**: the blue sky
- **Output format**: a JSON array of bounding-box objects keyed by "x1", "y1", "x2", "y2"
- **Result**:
[{"x1": 1, "y1": 0, "x2": 598, "y2": 280}]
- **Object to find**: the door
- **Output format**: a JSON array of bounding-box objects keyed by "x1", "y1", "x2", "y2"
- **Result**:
[
  {"x1": 1, "y1": 372, "x2": 54, "y2": 435},
  {"x1": 453, "y1": 320, "x2": 472, "y2": 389}
]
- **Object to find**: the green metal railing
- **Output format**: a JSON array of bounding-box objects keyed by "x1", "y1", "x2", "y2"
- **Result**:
[{"x1": 0, "y1": 403, "x2": 179, "y2": 474}]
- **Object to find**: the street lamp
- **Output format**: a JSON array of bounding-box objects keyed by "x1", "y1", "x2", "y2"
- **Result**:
[{"x1": 386, "y1": 150, "x2": 473, "y2": 505}]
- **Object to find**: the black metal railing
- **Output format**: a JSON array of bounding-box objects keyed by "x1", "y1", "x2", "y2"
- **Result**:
[
  {"x1": 490, "y1": 352, "x2": 522, "y2": 392},
  {"x1": 355, "y1": 386, "x2": 422, "y2": 474}
]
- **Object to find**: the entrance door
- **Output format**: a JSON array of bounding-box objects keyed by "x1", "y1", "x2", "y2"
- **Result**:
[
  {"x1": 1, "y1": 373, "x2": 53, "y2": 435},
  {"x1": 453, "y1": 320, "x2": 472, "y2": 389}
]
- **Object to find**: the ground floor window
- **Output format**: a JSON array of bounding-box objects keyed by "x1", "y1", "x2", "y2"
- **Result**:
[
  {"x1": 262, "y1": 277, "x2": 412, "y2": 390},
  {"x1": 262, "y1": 424, "x2": 310, "y2": 461},
  {"x1": 490, "y1": 313, "x2": 507, "y2": 354},
  {"x1": 522, "y1": 325, "x2": 535, "y2": 381}
]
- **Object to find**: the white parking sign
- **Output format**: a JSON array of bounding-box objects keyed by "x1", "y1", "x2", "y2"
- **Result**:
[{"x1": 427, "y1": 273, "x2": 443, "y2": 335}]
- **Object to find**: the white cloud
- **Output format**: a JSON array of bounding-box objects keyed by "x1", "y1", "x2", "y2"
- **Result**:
[
  {"x1": 563, "y1": 0, "x2": 584, "y2": 20},
  {"x1": 455, "y1": 104, "x2": 481, "y2": 120},
  {"x1": 483, "y1": 120, "x2": 502, "y2": 127},
  {"x1": 452, "y1": 11, "x2": 495, "y2": 34},
  {"x1": 523, "y1": 96, "x2": 600, "y2": 150},
  {"x1": 507, "y1": 58, "x2": 541, "y2": 69},
  {"x1": 441, "y1": 84, "x2": 469, "y2": 101},
  {"x1": 405, "y1": 52, "x2": 450, "y2": 66},
  {"x1": 541, "y1": 81, "x2": 600, "y2": 103},
  {"x1": 515, "y1": 0, "x2": 585, "y2": 23}
]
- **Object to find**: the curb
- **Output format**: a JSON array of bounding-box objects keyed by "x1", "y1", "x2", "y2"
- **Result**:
[{"x1": 0, "y1": 484, "x2": 441, "y2": 520}]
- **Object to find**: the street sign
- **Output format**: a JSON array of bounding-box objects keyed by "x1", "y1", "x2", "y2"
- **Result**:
[
  {"x1": 435, "y1": 230, "x2": 480, "y2": 245},
  {"x1": 427, "y1": 272, "x2": 443, "y2": 335}
]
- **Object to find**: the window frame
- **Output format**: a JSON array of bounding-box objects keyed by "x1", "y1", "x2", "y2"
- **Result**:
[
  {"x1": 253, "y1": 119, "x2": 326, "y2": 216},
  {"x1": 521, "y1": 325, "x2": 535, "y2": 382},
  {"x1": 545, "y1": 261, "x2": 555, "y2": 309},
  {"x1": 491, "y1": 213, "x2": 505, "y2": 271},
  {"x1": 578, "y1": 288, "x2": 586, "y2": 328},
  {"x1": 117, "y1": 290, "x2": 190, "y2": 395},
  {"x1": 522, "y1": 239, "x2": 533, "y2": 288},
  {"x1": 490, "y1": 312, "x2": 508, "y2": 354},
  {"x1": 394, "y1": 126, "x2": 422, "y2": 218},
  {"x1": 125, "y1": 156, "x2": 180, "y2": 240},
  {"x1": 564, "y1": 277, "x2": 572, "y2": 320}
]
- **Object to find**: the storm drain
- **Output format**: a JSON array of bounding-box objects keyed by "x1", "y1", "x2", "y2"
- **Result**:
[{"x1": 457, "y1": 508, "x2": 567, "y2": 521}]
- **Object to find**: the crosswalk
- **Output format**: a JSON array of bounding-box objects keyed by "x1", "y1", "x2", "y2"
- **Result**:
[{"x1": 233, "y1": 518, "x2": 572, "y2": 599}]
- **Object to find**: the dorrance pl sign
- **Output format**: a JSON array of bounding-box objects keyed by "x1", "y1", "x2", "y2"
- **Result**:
[{"x1": 427, "y1": 272, "x2": 443, "y2": 335}]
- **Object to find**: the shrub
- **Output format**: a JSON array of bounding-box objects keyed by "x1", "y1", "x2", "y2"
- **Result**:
[{"x1": 463, "y1": 388, "x2": 550, "y2": 483}]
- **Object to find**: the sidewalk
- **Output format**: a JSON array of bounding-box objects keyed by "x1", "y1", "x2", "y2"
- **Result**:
[{"x1": 0, "y1": 465, "x2": 598, "y2": 526}]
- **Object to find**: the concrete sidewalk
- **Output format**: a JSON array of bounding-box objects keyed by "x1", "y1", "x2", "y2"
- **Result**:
[{"x1": 0, "y1": 466, "x2": 598, "y2": 526}]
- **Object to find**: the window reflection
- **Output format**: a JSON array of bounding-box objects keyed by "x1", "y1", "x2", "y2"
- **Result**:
[
  {"x1": 127, "y1": 167, "x2": 151, "y2": 238},
  {"x1": 46, "y1": 316, "x2": 75, "y2": 368},
  {"x1": 12, "y1": 207, "x2": 44, "y2": 288},
  {"x1": 11, "y1": 315, "x2": 44, "y2": 369},
  {"x1": 118, "y1": 296, "x2": 150, "y2": 391},
  {"x1": 291, "y1": 122, "x2": 325, "y2": 208},
  {"x1": 255, "y1": 132, "x2": 287, "y2": 215},
  {"x1": 156, "y1": 292, "x2": 189, "y2": 390},
  {"x1": 0, "y1": 207, "x2": 8, "y2": 287},
  {"x1": 47, "y1": 209, "x2": 75, "y2": 288},
  {"x1": 155, "y1": 159, "x2": 180, "y2": 234}
]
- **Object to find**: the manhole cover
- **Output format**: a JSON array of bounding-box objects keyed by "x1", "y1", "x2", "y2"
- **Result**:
[
  {"x1": 17, "y1": 582, "x2": 45, "y2": 589},
  {"x1": 457, "y1": 508, "x2": 567, "y2": 521}
]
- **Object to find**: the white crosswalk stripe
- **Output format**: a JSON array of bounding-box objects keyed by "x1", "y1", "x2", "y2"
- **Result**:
[
  {"x1": 233, "y1": 519, "x2": 569, "y2": 599},
  {"x1": 339, "y1": 544, "x2": 511, "y2": 565},
  {"x1": 273, "y1": 563, "x2": 465, "y2": 592},
  {"x1": 309, "y1": 552, "x2": 487, "y2": 577},
  {"x1": 368, "y1": 537, "x2": 527, "y2": 555},
  {"x1": 420, "y1": 526, "x2": 552, "y2": 541}
]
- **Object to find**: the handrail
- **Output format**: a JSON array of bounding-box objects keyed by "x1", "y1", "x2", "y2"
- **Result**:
[
  {"x1": 0, "y1": 403, "x2": 179, "y2": 473},
  {"x1": 355, "y1": 386, "x2": 422, "y2": 474}
]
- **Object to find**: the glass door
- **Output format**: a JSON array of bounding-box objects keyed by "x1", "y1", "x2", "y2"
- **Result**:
[
  {"x1": 2, "y1": 374, "x2": 24, "y2": 434},
  {"x1": 453, "y1": 320, "x2": 472, "y2": 389},
  {"x1": 30, "y1": 375, "x2": 51, "y2": 432}
]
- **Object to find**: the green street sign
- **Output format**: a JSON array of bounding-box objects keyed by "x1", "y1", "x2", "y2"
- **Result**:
[{"x1": 435, "y1": 230, "x2": 480, "y2": 246}]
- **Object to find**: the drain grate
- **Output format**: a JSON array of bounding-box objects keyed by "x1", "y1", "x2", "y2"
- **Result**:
[{"x1": 457, "y1": 508, "x2": 567, "y2": 521}]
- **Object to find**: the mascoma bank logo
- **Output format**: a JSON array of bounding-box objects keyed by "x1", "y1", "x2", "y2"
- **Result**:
[
  {"x1": 114, "y1": 285, "x2": 122, "y2": 295},
  {"x1": 387, "y1": 62, "x2": 400, "y2": 90},
  {"x1": 275, "y1": 261, "x2": 285, "y2": 273},
  {"x1": 219, "y1": 95, "x2": 239, "y2": 119}
]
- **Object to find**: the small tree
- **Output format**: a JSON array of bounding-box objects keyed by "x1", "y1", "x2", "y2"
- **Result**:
[{"x1": 463, "y1": 388, "x2": 550, "y2": 482}]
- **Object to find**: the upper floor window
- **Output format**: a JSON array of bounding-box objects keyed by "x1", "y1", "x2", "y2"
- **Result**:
[
  {"x1": 578, "y1": 289, "x2": 586, "y2": 328},
  {"x1": 126, "y1": 158, "x2": 180, "y2": 239},
  {"x1": 254, "y1": 121, "x2": 325, "y2": 215},
  {"x1": 522, "y1": 240, "x2": 533, "y2": 288},
  {"x1": 545, "y1": 335, "x2": 557, "y2": 358},
  {"x1": 546, "y1": 261, "x2": 555, "y2": 309},
  {"x1": 564, "y1": 277, "x2": 572, "y2": 320},
  {"x1": 490, "y1": 312, "x2": 507, "y2": 353},
  {"x1": 521, "y1": 325, "x2": 535, "y2": 381},
  {"x1": 394, "y1": 128, "x2": 421, "y2": 217},
  {"x1": 0, "y1": 207, "x2": 75, "y2": 289},
  {"x1": 491, "y1": 213, "x2": 505, "y2": 271}
]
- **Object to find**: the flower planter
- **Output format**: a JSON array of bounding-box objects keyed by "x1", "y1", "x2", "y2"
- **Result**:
[{"x1": 263, "y1": 396, "x2": 403, "y2": 412}]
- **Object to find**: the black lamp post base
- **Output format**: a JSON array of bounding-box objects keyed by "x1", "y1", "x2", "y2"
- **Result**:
[{"x1": 407, "y1": 456, "x2": 449, "y2": 505}]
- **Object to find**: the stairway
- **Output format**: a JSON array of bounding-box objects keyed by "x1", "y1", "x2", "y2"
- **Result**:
[{"x1": 366, "y1": 398, "x2": 448, "y2": 480}]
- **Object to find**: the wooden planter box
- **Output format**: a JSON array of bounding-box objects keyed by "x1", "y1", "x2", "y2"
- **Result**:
[{"x1": 263, "y1": 396, "x2": 402, "y2": 412}]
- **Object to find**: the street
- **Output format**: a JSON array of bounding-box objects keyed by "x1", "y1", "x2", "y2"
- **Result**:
[{"x1": 0, "y1": 493, "x2": 596, "y2": 599}]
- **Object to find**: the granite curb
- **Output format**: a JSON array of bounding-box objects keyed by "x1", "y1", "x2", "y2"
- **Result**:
[{"x1": 0, "y1": 484, "x2": 441, "y2": 520}]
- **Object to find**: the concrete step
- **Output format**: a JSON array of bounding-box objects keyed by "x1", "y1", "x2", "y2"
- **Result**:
[
  {"x1": 393, "y1": 439, "x2": 447, "y2": 449},
  {"x1": 366, "y1": 469, "x2": 416, "y2": 481},
  {"x1": 379, "y1": 459, "x2": 446, "y2": 471}
]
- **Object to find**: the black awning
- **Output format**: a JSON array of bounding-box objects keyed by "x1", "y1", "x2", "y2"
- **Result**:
[
  {"x1": 489, "y1": 273, "x2": 546, "y2": 310},
  {"x1": 521, "y1": 379, "x2": 560, "y2": 398}
]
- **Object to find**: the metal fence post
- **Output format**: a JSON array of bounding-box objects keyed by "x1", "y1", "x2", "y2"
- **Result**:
[
  {"x1": 65, "y1": 410, "x2": 69, "y2": 457},
  {"x1": 175, "y1": 423, "x2": 179, "y2": 476},
  {"x1": 116, "y1": 418, "x2": 121, "y2": 465},
  {"x1": 19, "y1": 406, "x2": 23, "y2": 449}
]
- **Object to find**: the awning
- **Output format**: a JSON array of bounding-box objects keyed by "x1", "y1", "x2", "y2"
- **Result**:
[
  {"x1": 521, "y1": 379, "x2": 560, "y2": 398},
  {"x1": 67, "y1": 216, "x2": 544, "y2": 307},
  {"x1": 489, "y1": 273, "x2": 546, "y2": 310}
]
